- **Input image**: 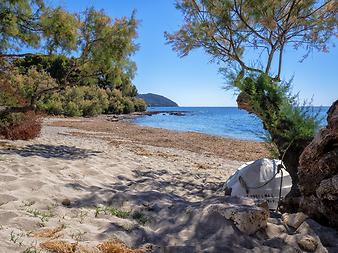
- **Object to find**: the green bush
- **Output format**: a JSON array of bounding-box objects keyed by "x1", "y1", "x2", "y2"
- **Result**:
[
  {"x1": 37, "y1": 94, "x2": 64, "y2": 115},
  {"x1": 122, "y1": 97, "x2": 135, "y2": 114},
  {"x1": 14, "y1": 55, "x2": 78, "y2": 84},
  {"x1": 38, "y1": 86, "x2": 109, "y2": 117},
  {"x1": 64, "y1": 101, "x2": 82, "y2": 117},
  {"x1": 132, "y1": 97, "x2": 147, "y2": 112},
  {"x1": 105, "y1": 89, "x2": 146, "y2": 114},
  {"x1": 233, "y1": 73, "x2": 318, "y2": 154}
]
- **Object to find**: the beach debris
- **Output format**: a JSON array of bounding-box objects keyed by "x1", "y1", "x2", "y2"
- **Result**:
[
  {"x1": 223, "y1": 158, "x2": 292, "y2": 209},
  {"x1": 31, "y1": 225, "x2": 64, "y2": 238},
  {"x1": 40, "y1": 240, "x2": 77, "y2": 253},
  {"x1": 97, "y1": 240, "x2": 151, "y2": 253}
]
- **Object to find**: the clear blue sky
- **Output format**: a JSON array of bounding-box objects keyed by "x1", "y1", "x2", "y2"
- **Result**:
[{"x1": 50, "y1": 0, "x2": 337, "y2": 106}]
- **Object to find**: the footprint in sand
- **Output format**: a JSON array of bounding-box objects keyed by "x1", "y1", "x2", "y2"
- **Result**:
[
  {"x1": 22, "y1": 180, "x2": 46, "y2": 190},
  {"x1": 0, "y1": 194, "x2": 18, "y2": 206},
  {"x1": 0, "y1": 211, "x2": 19, "y2": 225},
  {"x1": 0, "y1": 175, "x2": 17, "y2": 182}
]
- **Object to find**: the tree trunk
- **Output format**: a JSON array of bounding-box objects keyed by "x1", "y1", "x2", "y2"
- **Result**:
[{"x1": 274, "y1": 137, "x2": 312, "y2": 212}]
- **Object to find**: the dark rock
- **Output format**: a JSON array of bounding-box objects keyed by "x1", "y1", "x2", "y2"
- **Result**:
[
  {"x1": 168, "y1": 112, "x2": 186, "y2": 116},
  {"x1": 263, "y1": 238, "x2": 285, "y2": 249},
  {"x1": 61, "y1": 198, "x2": 71, "y2": 206}
]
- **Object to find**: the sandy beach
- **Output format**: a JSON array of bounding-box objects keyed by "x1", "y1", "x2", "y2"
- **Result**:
[{"x1": 0, "y1": 117, "x2": 336, "y2": 252}]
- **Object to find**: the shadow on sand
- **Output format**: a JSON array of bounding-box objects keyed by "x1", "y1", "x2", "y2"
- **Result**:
[
  {"x1": 0, "y1": 144, "x2": 101, "y2": 160},
  {"x1": 64, "y1": 167, "x2": 261, "y2": 252}
]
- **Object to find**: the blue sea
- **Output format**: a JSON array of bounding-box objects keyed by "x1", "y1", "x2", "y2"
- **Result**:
[{"x1": 133, "y1": 107, "x2": 329, "y2": 141}]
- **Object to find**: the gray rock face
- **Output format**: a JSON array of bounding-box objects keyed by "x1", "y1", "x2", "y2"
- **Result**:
[
  {"x1": 298, "y1": 100, "x2": 338, "y2": 228},
  {"x1": 201, "y1": 202, "x2": 269, "y2": 235}
]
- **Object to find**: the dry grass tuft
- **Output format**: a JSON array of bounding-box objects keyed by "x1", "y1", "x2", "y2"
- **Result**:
[
  {"x1": 40, "y1": 240, "x2": 77, "y2": 253},
  {"x1": 97, "y1": 240, "x2": 145, "y2": 253},
  {"x1": 39, "y1": 239, "x2": 153, "y2": 253},
  {"x1": 32, "y1": 225, "x2": 64, "y2": 238}
]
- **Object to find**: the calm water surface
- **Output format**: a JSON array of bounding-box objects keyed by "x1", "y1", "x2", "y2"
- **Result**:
[{"x1": 133, "y1": 107, "x2": 329, "y2": 141}]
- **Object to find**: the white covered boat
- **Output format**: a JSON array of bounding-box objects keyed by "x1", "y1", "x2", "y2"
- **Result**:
[{"x1": 224, "y1": 158, "x2": 292, "y2": 210}]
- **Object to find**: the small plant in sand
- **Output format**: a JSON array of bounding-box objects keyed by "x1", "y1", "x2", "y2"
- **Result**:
[
  {"x1": 78, "y1": 209, "x2": 88, "y2": 224},
  {"x1": 94, "y1": 206, "x2": 150, "y2": 226},
  {"x1": 70, "y1": 229, "x2": 87, "y2": 241},
  {"x1": 131, "y1": 211, "x2": 149, "y2": 225},
  {"x1": 21, "y1": 200, "x2": 36, "y2": 207},
  {"x1": 9, "y1": 230, "x2": 24, "y2": 246},
  {"x1": 95, "y1": 206, "x2": 130, "y2": 219},
  {"x1": 26, "y1": 208, "x2": 54, "y2": 224},
  {"x1": 23, "y1": 246, "x2": 40, "y2": 253}
]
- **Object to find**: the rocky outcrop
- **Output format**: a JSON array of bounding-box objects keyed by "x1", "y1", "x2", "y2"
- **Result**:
[
  {"x1": 298, "y1": 100, "x2": 338, "y2": 227},
  {"x1": 201, "y1": 202, "x2": 269, "y2": 235}
]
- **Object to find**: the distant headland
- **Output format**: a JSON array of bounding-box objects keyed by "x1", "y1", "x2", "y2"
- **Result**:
[{"x1": 138, "y1": 93, "x2": 178, "y2": 107}]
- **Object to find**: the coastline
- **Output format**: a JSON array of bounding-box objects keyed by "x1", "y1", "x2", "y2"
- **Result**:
[{"x1": 50, "y1": 115, "x2": 270, "y2": 162}]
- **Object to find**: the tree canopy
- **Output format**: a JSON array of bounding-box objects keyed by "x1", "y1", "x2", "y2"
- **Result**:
[
  {"x1": 0, "y1": 0, "x2": 146, "y2": 121},
  {"x1": 166, "y1": 0, "x2": 337, "y2": 80}
]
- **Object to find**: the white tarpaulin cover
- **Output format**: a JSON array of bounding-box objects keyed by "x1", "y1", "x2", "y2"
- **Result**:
[{"x1": 224, "y1": 158, "x2": 292, "y2": 210}]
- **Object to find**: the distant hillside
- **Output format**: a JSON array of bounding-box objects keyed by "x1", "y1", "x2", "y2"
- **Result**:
[{"x1": 138, "y1": 93, "x2": 178, "y2": 107}]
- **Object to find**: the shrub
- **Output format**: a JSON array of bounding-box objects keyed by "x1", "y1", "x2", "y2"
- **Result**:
[
  {"x1": 105, "y1": 89, "x2": 146, "y2": 114},
  {"x1": 106, "y1": 89, "x2": 125, "y2": 114},
  {"x1": 9, "y1": 67, "x2": 59, "y2": 108},
  {"x1": 38, "y1": 86, "x2": 109, "y2": 117},
  {"x1": 132, "y1": 97, "x2": 147, "y2": 112},
  {"x1": 122, "y1": 97, "x2": 135, "y2": 114},
  {"x1": 37, "y1": 95, "x2": 64, "y2": 115},
  {"x1": 234, "y1": 73, "x2": 318, "y2": 155},
  {"x1": 14, "y1": 55, "x2": 78, "y2": 84},
  {"x1": 0, "y1": 111, "x2": 42, "y2": 140},
  {"x1": 64, "y1": 101, "x2": 82, "y2": 117}
]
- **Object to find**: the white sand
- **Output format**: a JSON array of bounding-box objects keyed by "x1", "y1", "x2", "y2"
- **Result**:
[
  {"x1": 0, "y1": 118, "x2": 243, "y2": 252},
  {"x1": 1, "y1": 118, "x2": 337, "y2": 253}
]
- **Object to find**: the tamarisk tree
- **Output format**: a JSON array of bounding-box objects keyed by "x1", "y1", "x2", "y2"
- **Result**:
[
  {"x1": 166, "y1": 0, "x2": 337, "y2": 204},
  {"x1": 0, "y1": 1, "x2": 140, "y2": 113}
]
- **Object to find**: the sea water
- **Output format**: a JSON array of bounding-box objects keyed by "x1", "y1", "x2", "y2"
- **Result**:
[{"x1": 133, "y1": 107, "x2": 329, "y2": 141}]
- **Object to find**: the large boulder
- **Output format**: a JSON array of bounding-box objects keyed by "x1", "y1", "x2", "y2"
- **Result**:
[
  {"x1": 298, "y1": 100, "x2": 338, "y2": 227},
  {"x1": 201, "y1": 202, "x2": 269, "y2": 235}
]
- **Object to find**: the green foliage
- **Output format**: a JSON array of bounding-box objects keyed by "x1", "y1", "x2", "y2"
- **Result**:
[
  {"x1": 95, "y1": 206, "x2": 130, "y2": 219},
  {"x1": 132, "y1": 97, "x2": 147, "y2": 112},
  {"x1": 14, "y1": 55, "x2": 77, "y2": 84},
  {"x1": 105, "y1": 89, "x2": 146, "y2": 114},
  {"x1": 41, "y1": 7, "x2": 79, "y2": 54},
  {"x1": 131, "y1": 211, "x2": 149, "y2": 225},
  {"x1": 0, "y1": 0, "x2": 44, "y2": 53},
  {"x1": 9, "y1": 67, "x2": 58, "y2": 106},
  {"x1": 39, "y1": 86, "x2": 109, "y2": 117},
  {"x1": 166, "y1": 0, "x2": 337, "y2": 79},
  {"x1": 233, "y1": 73, "x2": 318, "y2": 154},
  {"x1": 0, "y1": 0, "x2": 146, "y2": 140}
]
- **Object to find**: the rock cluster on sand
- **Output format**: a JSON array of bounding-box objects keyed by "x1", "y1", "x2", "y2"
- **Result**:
[{"x1": 298, "y1": 100, "x2": 338, "y2": 228}]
